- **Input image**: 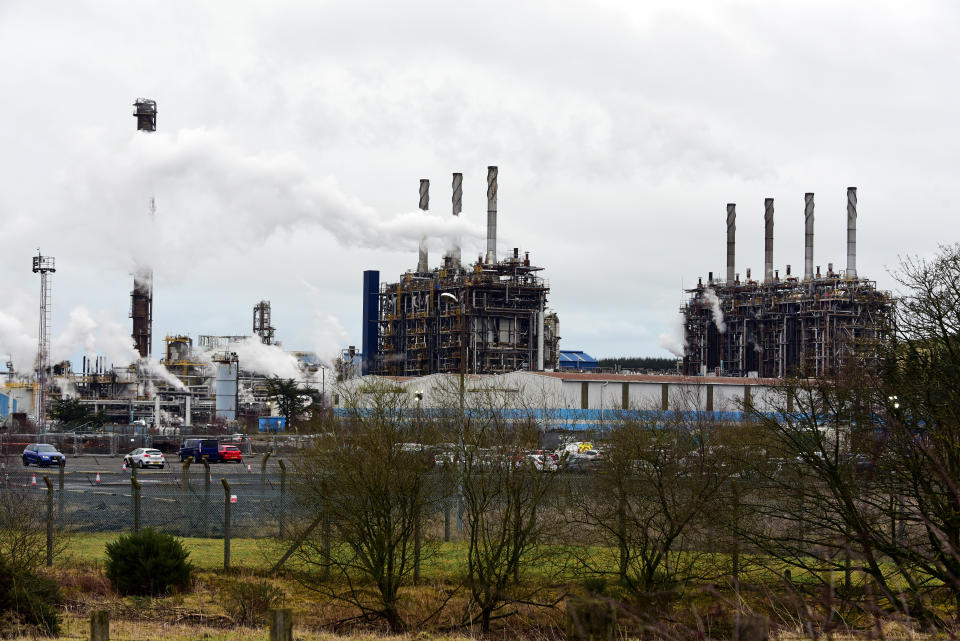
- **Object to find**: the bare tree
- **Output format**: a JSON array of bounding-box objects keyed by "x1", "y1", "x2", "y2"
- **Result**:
[
  {"x1": 569, "y1": 389, "x2": 740, "y2": 593},
  {"x1": 291, "y1": 380, "x2": 438, "y2": 632}
]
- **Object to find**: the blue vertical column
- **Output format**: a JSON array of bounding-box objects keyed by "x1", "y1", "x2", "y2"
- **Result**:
[{"x1": 361, "y1": 270, "x2": 380, "y2": 375}]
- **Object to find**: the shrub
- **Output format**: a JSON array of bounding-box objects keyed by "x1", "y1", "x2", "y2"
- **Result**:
[
  {"x1": 0, "y1": 558, "x2": 62, "y2": 636},
  {"x1": 219, "y1": 577, "x2": 285, "y2": 626},
  {"x1": 105, "y1": 528, "x2": 193, "y2": 596}
]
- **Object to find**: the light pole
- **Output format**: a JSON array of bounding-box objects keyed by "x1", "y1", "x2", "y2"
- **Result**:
[{"x1": 600, "y1": 381, "x2": 609, "y2": 435}]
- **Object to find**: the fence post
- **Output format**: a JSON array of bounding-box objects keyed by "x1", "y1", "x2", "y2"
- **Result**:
[
  {"x1": 269, "y1": 608, "x2": 293, "y2": 641},
  {"x1": 222, "y1": 478, "x2": 231, "y2": 571},
  {"x1": 90, "y1": 610, "x2": 109, "y2": 641},
  {"x1": 131, "y1": 477, "x2": 141, "y2": 533},
  {"x1": 566, "y1": 597, "x2": 616, "y2": 641},
  {"x1": 43, "y1": 475, "x2": 53, "y2": 567},
  {"x1": 444, "y1": 499, "x2": 451, "y2": 542},
  {"x1": 278, "y1": 459, "x2": 287, "y2": 538},
  {"x1": 58, "y1": 459, "x2": 65, "y2": 528},
  {"x1": 260, "y1": 451, "x2": 271, "y2": 496},
  {"x1": 203, "y1": 460, "x2": 211, "y2": 538},
  {"x1": 182, "y1": 457, "x2": 192, "y2": 537}
]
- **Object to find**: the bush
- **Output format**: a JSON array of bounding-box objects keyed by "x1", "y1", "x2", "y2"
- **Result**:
[
  {"x1": 219, "y1": 576, "x2": 285, "y2": 626},
  {"x1": 105, "y1": 529, "x2": 193, "y2": 596},
  {"x1": 0, "y1": 558, "x2": 62, "y2": 636}
]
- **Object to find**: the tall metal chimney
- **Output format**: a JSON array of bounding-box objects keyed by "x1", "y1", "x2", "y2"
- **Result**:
[
  {"x1": 485, "y1": 166, "x2": 498, "y2": 264},
  {"x1": 726, "y1": 204, "x2": 736, "y2": 285},
  {"x1": 764, "y1": 198, "x2": 774, "y2": 283},
  {"x1": 451, "y1": 172, "x2": 462, "y2": 267},
  {"x1": 846, "y1": 187, "x2": 857, "y2": 279},
  {"x1": 418, "y1": 179, "x2": 429, "y2": 273},
  {"x1": 804, "y1": 193, "x2": 814, "y2": 280}
]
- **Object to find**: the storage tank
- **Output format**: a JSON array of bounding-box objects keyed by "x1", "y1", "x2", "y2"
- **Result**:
[{"x1": 214, "y1": 353, "x2": 239, "y2": 422}]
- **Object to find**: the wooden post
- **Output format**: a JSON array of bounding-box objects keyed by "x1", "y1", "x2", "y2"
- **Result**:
[
  {"x1": 90, "y1": 610, "x2": 109, "y2": 641},
  {"x1": 278, "y1": 459, "x2": 287, "y2": 538},
  {"x1": 734, "y1": 615, "x2": 769, "y2": 641},
  {"x1": 203, "y1": 460, "x2": 211, "y2": 537},
  {"x1": 222, "y1": 478, "x2": 231, "y2": 570},
  {"x1": 57, "y1": 459, "x2": 65, "y2": 527},
  {"x1": 260, "y1": 451, "x2": 271, "y2": 506},
  {"x1": 444, "y1": 498, "x2": 451, "y2": 542},
  {"x1": 43, "y1": 475, "x2": 53, "y2": 567},
  {"x1": 182, "y1": 457, "x2": 192, "y2": 537},
  {"x1": 566, "y1": 597, "x2": 615, "y2": 641},
  {"x1": 131, "y1": 477, "x2": 141, "y2": 533},
  {"x1": 269, "y1": 608, "x2": 293, "y2": 641}
]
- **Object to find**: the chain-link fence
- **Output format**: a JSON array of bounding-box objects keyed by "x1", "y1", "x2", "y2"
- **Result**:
[{"x1": 0, "y1": 463, "x2": 301, "y2": 540}]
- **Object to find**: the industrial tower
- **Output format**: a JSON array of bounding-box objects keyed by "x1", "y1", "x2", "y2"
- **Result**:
[
  {"x1": 131, "y1": 98, "x2": 156, "y2": 358},
  {"x1": 253, "y1": 300, "x2": 276, "y2": 345},
  {"x1": 32, "y1": 252, "x2": 55, "y2": 432}
]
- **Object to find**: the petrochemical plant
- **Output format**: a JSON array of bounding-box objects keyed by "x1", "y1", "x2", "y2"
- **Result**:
[
  {"x1": 0, "y1": 97, "x2": 897, "y2": 433},
  {"x1": 681, "y1": 190, "x2": 893, "y2": 378}
]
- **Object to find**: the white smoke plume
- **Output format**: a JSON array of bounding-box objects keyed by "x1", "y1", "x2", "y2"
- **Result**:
[
  {"x1": 658, "y1": 313, "x2": 687, "y2": 358},
  {"x1": 140, "y1": 358, "x2": 186, "y2": 390},
  {"x1": 703, "y1": 287, "x2": 726, "y2": 333},
  {"x1": 222, "y1": 337, "x2": 303, "y2": 380},
  {"x1": 64, "y1": 128, "x2": 486, "y2": 278}
]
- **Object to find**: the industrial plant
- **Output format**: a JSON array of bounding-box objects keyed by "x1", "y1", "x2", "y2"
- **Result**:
[
  {"x1": 0, "y1": 100, "x2": 326, "y2": 432},
  {"x1": 364, "y1": 167, "x2": 561, "y2": 376},
  {"x1": 0, "y1": 99, "x2": 904, "y2": 436},
  {"x1": 681, "y1": 188, "x2": 894, "y2": 378}
]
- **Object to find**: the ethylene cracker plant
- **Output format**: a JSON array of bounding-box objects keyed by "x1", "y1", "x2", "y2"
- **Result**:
[{"x1": 0, "y1": 97, "x2": 896, "y2": 434}]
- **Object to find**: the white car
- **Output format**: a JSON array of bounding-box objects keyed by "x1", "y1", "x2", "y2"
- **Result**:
[{"x1": 124, "y1": 448, "x2": 166, "y2": 469}]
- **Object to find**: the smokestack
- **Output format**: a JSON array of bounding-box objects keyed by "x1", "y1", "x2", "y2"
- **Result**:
[
  {"x1": 726, "y1": 204, "x2": 736, "y2": 285},
  {"x1": 764, "y1": 198, "x2": 774, "y2": 283},
  {"x1": 418, "y1": 179, "x2": 429, "y2": 273},
  {"x1": 485, "y1": 166, "x2": 498, "y2": 263},
  {"x1": 847, "y1": 187, "x2": 857, "y2": 279},
  {"x1": 451, "y1": 173, "x2": 462, "y2": 267},
  {"x1": 804, "y1": 192, "x2": 814, "y2": 280}
]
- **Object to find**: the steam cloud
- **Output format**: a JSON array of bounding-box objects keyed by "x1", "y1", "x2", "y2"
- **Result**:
[
  {"x1": 65, "y1": 128, "x2": 486, "y2": 278},
  {"x1": 658, "y1": 313, "x2": 687, "y2": 358},
  {"x1": 703, "y1": 287, "x2": 726, "y2": 333}
]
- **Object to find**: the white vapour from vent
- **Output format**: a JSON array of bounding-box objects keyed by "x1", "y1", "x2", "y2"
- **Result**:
[
  {"x1": 224, "y1": 337, "x2": 303, "y2": 380},
  {"x1": 1, "y1": 298, "x2": 145, "y2": 375},
  {"x1": 658, "y1": 313, "x2": 687, "y2": 358},
  {"x1": 140, "y1": 358, "x2": 186, "y2": 390},
  {"x1": 703, "y1": 288, "x2": 726, "y2": 333},
  {"x1": 64, "y1": 128, "x2": 486, "y2": 278}
]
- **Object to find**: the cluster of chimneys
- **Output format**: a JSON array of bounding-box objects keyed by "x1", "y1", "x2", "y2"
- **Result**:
[
  {"x1": 723, "y1": 187, "x2": 859, "y2": 285},
  {"x1": 417, "y1": 166, "x2": 499, "y2": 272}
]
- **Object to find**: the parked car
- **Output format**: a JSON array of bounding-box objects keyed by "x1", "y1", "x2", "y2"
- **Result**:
[
  {"x1": 179, "y1": 438, "x2": 220, "y2": 463},
  {"x1": 218, "y1": 444, "x2": 243, "y2": 463},
  {"x1": 22, "y1": 443, "x2": 66, "y2": 467},
  {"x1": 124, "y1": 448, "x2": 166, "y2": 469}
]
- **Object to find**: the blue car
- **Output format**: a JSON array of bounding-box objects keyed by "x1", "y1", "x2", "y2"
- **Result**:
[{"x1": 22, "y1": 443, "x2": 66, "y2": 467}]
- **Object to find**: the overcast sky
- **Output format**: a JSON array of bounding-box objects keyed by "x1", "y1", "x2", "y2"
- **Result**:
[{"x1": 1, "y1": 0, "x2": 957, "y2": 372}]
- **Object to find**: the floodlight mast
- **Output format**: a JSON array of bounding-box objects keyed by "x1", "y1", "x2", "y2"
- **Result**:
[{"x1": 32, "y1": 252, "x2": 56, "y2": 434}]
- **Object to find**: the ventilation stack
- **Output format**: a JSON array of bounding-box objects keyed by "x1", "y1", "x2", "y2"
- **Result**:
[
  {"x1": 804, "y1": 193, "x2": 814, "y2": 280},
  {"x1": 763, "y1": 198, "x2": 774, "y2": 283},
  {"x1": 451, "y1": 172, "x2": 462, "y2": 267},
  {"x1": 726, "y1": 203, "x2": 736, "y2": 285},
  {"x1": 418, "y1": 179, "x2": 429, "y2": 273},
  {"x1": 131, "y1": 98, "x2": 157, "y2": 359},
  {"x1": 485, "y1": 166, "x2": 498, "y2": 263},
  {"x1": 847, "y1": 187, "x2": 857, "y2": 279}
]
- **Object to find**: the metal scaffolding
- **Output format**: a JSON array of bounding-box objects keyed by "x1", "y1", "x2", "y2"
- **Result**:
[
  {"x1": 375, "y1": 250, "x2": 559, "y2": 376},
  {"x1": 682, "y1": 188, "x2": 893, "y2": 378},
  {"x1": 682, "y1": 270, "x2": 893, "y2": 377}
]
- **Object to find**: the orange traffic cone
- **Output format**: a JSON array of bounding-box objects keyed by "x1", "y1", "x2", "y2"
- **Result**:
[
  {"x1": 95, "y1": 472, "x2": 101, "y2": 485},
  {"x1": 247, "y1": 463, "x2": 252, "y2": 472},
  {"x1": 122, "y1": 461, "x2": 127, "y2": 471},
  {"x1": 31, "y1": 474, "x2": 36, "y2": 486}
]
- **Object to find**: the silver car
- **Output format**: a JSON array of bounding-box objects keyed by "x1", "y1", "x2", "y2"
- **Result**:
[{"x1": 123, "y1": 448, "x2": 166, "y2": 469}]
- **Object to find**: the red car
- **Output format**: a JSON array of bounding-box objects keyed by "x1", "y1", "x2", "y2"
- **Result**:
[{"x1": 218, "y1": 444, "x2": 243, "y2": 463}]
